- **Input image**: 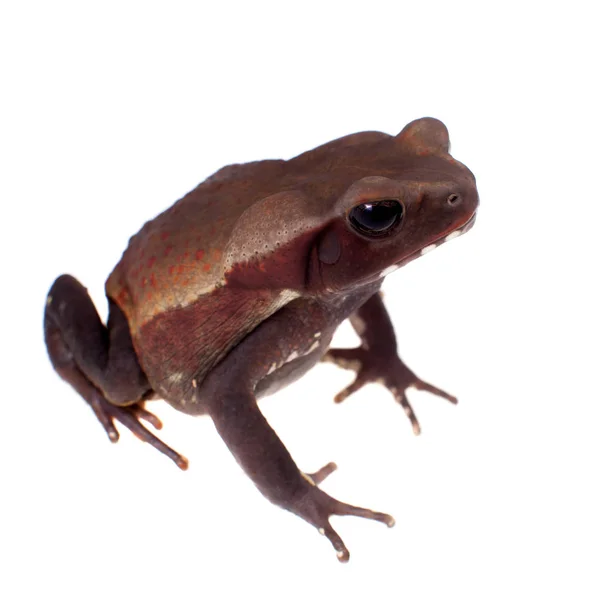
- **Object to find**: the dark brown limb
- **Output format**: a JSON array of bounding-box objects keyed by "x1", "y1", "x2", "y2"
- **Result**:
[{"x1": 44, "y1": 274, "x2": 187, "y2": 469}]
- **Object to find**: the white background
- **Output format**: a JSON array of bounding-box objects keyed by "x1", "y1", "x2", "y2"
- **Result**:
[{"x1": 1, "y1": 1, "x2": 599, "y2": 598}]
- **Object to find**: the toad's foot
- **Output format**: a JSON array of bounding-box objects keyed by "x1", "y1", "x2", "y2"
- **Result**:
[
  {"x1": 292, "y1": 482, "x2": 394, "y2": 562},
  {"x1": 322, "y1": 347, "x2": 457, "y2": 435},
  {"x1": 89, "y1": 393, "x2": 189, "y2": 470}
]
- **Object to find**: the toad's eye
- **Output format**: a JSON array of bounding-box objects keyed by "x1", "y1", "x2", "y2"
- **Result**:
[{"x1": 349, "y1": 200, "x2": 404, "y2": 237}]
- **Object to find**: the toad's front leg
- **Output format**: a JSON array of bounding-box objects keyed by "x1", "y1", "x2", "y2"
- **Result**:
[
  {"x1": 323, "y1": 291, "x2": 457, "y2": 435},
  {"x1": 198, "y1": 299, "x2": 394, "y2": 562}
]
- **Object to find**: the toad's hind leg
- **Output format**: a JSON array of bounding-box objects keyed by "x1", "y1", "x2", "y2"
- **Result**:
[{"x1": 44, "y1": 274, "x2": 188, "y2": 469}]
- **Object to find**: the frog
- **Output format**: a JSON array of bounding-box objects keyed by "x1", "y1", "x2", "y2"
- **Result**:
[{"x1": 44, "y1": 117, "x2": 478, "y2": 561}]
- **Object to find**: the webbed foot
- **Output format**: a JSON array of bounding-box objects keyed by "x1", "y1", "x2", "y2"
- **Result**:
[
  {"x1": 293, "y1": 480, "x2": 394, "y2": 562},
  {"x1": 89, "y1": 392, "x2": 189, "y2": 470},
  {"x1": 322, "y1": 347, "x2": 457, "y2": 435}
]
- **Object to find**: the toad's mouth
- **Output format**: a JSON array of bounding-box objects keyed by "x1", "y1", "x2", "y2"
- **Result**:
[
  {"x1": 417, "y1": 210, "x2": 477, "y2": 258},
  {"x1": 381, "y1": 210, "x2": 477, "y2": 277}
]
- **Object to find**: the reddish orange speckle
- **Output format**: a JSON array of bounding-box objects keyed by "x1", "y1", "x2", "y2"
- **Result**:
[
  {"x1": 164, "y1": 245, "x2": 173, "y2": 257},
  {"x1": 160, "y1": 232, "x2": 170, "y2": 241},
  {"x1": 203, "y1": 263, "x2": 211, "y2": 272},
  {"x1": 147, "y1": 256, "x2": 157, "y2": 268},
  {"x1": 177, "y1": 265, "x2": 185, "y2": 274},
  {"x1": 195, "y1": 249, "x2": 205, "y2": 261},
  {"x1": 146, "y1": 292, "x2": 153, "y2": 301},
  {"x1": 168, "y1": 265, "x2": 175, "y2": 276},
  {"x1": 141, "y1": 276, "x2": 147, "y2": 287},
  {"x1": 150, "y1": 273, "x2": 157, "y2": 288}
]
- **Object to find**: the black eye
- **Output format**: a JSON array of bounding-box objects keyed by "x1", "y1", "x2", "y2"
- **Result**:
[
  {"x1": 349, "y1": 200, "x2": 403, "y2": 237},
  {"x1": 447, "y1": 193, "x2": 462, "y2": 206}
]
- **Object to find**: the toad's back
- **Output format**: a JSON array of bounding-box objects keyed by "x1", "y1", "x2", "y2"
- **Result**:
[{"x1": 105, "y1": 159, "x2": 287, "y2": 334}]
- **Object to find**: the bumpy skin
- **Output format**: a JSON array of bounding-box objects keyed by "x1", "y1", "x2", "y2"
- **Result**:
[{"x1": 44, "y1": 117, "x2": 479, "y2": 561}]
